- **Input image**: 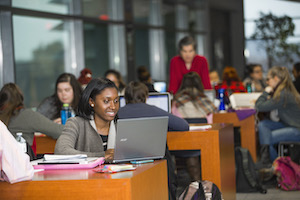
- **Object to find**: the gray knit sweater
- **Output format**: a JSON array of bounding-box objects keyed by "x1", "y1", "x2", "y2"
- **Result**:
[
  {"x1": 54, "y1": 117, "x2": 116, "y2": 157},
  {"x1": 8, "y1": 108, "x2": 63, "y2": 145},
  {"x1": 255, "y1": 90, "x2": 300, "y2": 129}
]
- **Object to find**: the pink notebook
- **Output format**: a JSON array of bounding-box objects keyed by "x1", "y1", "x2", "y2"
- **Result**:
[{"x1": 32, "y1": 157, "x2": 105, "y2": 170}]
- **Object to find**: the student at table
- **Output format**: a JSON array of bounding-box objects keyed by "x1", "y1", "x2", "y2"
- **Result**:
[
  {"x1": 215, "y1": 66, "x2": 247, "y2": 95},
  {"x1": 55, "y1": 78, "x2": 119, "y2": 158},
  {"x1": 243, "y1": 64, "x2": 266, "y2": 92},
  {"x1": 172, "y1": 72, "x2": 217, "y2": 119},
  {"x1": 0, "y1": 83, "x2": 63, "y2": 158},
  {"x1": 171, "y1": 72, "x2": 217, "y2": 182},
  {"x1": 255, "y1": 66, "x2": 300, "y2": 168},
  {"x1": 292, "y1": 62, "x2": 300, "y2": 93},
  {"x1": 118, "y1": 81, "x2": 189, "y2": 200},
  {"x1": 168, "y1": 36, "x2": 212, "y2": 95},
  {"x1": 37, "y1": 73, "x2": 83, "y2": 124},
  {"x1": 105, "y1": 69, "x2": 126, "y2": 95}
]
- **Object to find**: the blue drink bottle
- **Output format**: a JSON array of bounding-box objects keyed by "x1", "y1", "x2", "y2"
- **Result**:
[
  {"x1": 61, "y1": 103, "x2": 70, "y2": 125},
  {"x1": 218, "y1": 88, "x2": 226, "y2": 111}
]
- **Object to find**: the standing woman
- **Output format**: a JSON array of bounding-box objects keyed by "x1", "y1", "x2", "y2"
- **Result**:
[
  {"x1": 37, "y1": 73, "x2": 82, "y2": 124},
  {"x1": 168, "y1": 36, "x2": 212, "y2": 95},
  {"x1": 255, "y1": 66, "x2": 300, "y2": 167},
  {"x1": 55, "y1": 78, "x2": 119, "y2": 157}
]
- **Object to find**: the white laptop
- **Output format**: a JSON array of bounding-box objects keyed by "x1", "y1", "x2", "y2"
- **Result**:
[
  {"x1": 204, "y1": 89, "x2": 216, "y2": 103},
  {"x1": 119, "y1": 92, "x2": 171, "y2": 113},
  {"x1": 229, "y1": 93, "x2": 262, "y2": 109},
  {"x1": 111, "y1": 116, "x2": 169, "y2": 163}
]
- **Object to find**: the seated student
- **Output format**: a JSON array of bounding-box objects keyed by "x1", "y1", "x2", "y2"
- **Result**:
[
  {"x1": 37, "y1": 73, "x2": 83, "y2": 124},
  {"x1": 118, "y1": 81, "x2": 189, "y2": 131},
  {"x1": 215, "y1": 66, "x2": 246, "y2": 95},
  {"x1": 105, "y1": 69, "x2": 126, "y2": 95},
  {"x1": 137, "y1": 66, "x2": 158, "y2": 93},
  {"x1": 0, "y1": 83, "x2": 63, "y2": 149},
  {"x1": 172, "y1": 72, "x2": 217, "y2": 119},
  {"x1": 292, "y1": 62, "x2": 300, "y2": 93},
  {"x1": 0, "y1": 120, "x2": 34, "y2": 184},
  {"x1": 209, "y1": 69, "x2": 221, "y2": 87},
  {"x1": 171, "y1": 72, "x2": 217, "y2": 182},
  {"x1": 118, "y1": 81, "x2": 189, "y2": 200},
  {"x1": 255, "y1": 66, "x2": 300, "y2": 168},
  {"x1": 55, "y1": 78, "x2": 119, "y2": 158},
  {"x1": 243, "y1": 64, "x2": 266, "y2": 92}
]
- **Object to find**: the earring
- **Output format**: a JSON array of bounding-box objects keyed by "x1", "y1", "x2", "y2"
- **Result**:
[{"x1": 91, "y1": 104, "x2": 94, "y2": 107}]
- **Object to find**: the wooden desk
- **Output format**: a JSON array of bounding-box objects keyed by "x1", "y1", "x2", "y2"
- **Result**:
[
  {"x1": 35, "y1": 134, "x2": 56, "y2": 154},
  {"x1": 167, "y1": 123, "x2": 236, "y2": 200},
  {"x1": 213, "y1": 112, "x2": 257, "y2": 162},
  {"x1": 0, "y1": 160, "x2": 168, "y2": 200}
]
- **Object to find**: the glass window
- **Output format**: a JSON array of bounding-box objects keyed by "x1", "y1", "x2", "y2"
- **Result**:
[
  {"x1": 135, "y1": 28, "x2": 150, "y2": 71},
  {"x1": 133, "y1": 0, "x2": 150, "y2": 24},
  {"x1": 13, "y1": 15, "x2": 70, "y2": 108},
  {"x1": 82, "y1": 0, "x2": 109, "y2": 20},
  {"x1": 165, "y1": 30, "x2": 176, "y2": 82},
  {"x1": 162, "y1": 3, "x2": 175, "y2": 28},
  {"x1": 12, "y1": 0, "x2": 71, "y2": 15},
  {"x1": 83, "y1": 23, "x2": 109, "y2": 78}
]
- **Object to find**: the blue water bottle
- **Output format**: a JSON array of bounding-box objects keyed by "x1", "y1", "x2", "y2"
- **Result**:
[
  {"x1": 218, "y1": 88, "x2": 226, "y2": 111},
  {"x1": 61, "y1": 103, "x2": 70, "y2": 125}
]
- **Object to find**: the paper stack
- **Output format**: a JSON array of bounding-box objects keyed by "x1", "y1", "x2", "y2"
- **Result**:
[{"x1": 41, "y1": 154, "x2": 88, "y2": 164}]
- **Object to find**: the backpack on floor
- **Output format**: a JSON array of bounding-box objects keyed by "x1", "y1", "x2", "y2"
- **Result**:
[
  {"x1": 273, "y1": 156, "x2": 300, "y2": 191},
  {"x1": 235, "y1": 147, "x2": 267, "y2": 193},
  {"x1": 178, "y1": 180, "x2": 223, "y2": 200}
]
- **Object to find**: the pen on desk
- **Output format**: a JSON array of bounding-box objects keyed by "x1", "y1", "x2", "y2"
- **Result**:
[{"x1": 130, "y1": 160, "x2": 154, "y2": 164}]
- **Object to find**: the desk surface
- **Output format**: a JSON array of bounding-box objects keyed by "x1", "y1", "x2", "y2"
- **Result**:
[{"x1": 0, "y1": 160, "x2": 168, "y2": 200}]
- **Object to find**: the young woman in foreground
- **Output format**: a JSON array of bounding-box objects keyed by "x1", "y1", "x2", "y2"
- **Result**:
[{"x1": 55, "y1": 78, "x2": 119, "y2": 158}]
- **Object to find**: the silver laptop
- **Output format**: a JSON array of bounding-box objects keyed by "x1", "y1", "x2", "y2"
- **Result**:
[
  {"x1": 111, "y1": 116, "x2": 169, "y2": 163},
  {"x1": 119, "y1": 92, "x2": 171, "y2": 113}
]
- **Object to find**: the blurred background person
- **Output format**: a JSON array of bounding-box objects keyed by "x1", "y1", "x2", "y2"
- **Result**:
[
  {"x1": 37, "y1": 73, "x2": 82, "y2": 124},
  {"x1": 137, "y1": 66, "x2": 157, "y2": 93},
  {"x1": 255, "y1": 66, "x2": 300, "y2": 168},
  {"x1": 78, "y1": 68, "x2": 92, "y2": 89},
  {"x1": 168, "y1": 36, "x2": 212, "y2": 95},
  {"x1": 172, "y1": 72, "x2": 217, "y2": 120},
  {"x1": 216, "y1": 66, "x2": 246, "y2": 95},
  {"x1": 292, "y1": 62, "x2": 300, "y2": 93},
  {"x1": 209, "y1": 70, "x2": 221, "y2": 87},
  {"x1": 105, "y1": 69, "x2": 126, "y2": 95},
  {"x1": 243, "y1": 64, "x2": 266, "y2": 92},
  {"x1": 0, "y1": 83, "x2": 63, "y2": 157}
]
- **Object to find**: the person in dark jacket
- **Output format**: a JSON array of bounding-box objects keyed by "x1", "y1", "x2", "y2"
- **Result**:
[{"x1": 118, "y1": 81, "x2": 189, "y2": 200}]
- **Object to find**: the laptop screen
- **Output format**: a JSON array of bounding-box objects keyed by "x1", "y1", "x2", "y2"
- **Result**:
[
  {"x1": 119, "y1": 92, "x2": 171, "y2": 113},
  {"x1": 113, "y1": 116, "x2": 169, "y2": 163}
]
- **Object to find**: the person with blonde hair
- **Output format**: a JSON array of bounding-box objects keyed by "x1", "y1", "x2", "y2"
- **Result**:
[{"x1": 255, "y1": 66, "x2": 300, "y2": 168}]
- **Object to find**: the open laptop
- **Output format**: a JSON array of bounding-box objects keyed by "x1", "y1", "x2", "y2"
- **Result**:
[
  {"x1": 110, "y1": 116, "x2": 169, "y2": 163},
  {"x1": 204, "y1": 89, "x2": 216, "y2": 103},
  {"x1": 119, "y1": 92, "x2": 171, "y2": 113},
  {"x1": 229, "y1": 93, "x2": 262, "y2": 109}
]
